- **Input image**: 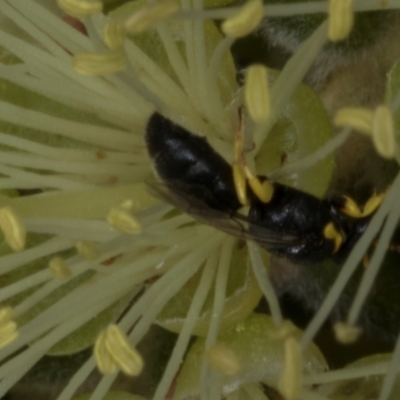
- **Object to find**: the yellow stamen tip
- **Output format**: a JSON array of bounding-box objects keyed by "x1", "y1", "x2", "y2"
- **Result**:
[
  {"x1": 107, "y1": 207, "x2": 142, "y2": 234},
  {"x1": 94, "y1": 330, "x2": 118, "y2": 375},
  {"x1": 0, "y1": 307, "x2": 18, "y2": 350},
  {"x1": 0, "y1": 207, "x2": 26, "y2": 252},
  {"x1": 57, "y1": 0, "x2": 103, "y2": 19},
  {"x1": 278, "y1": 337, "x2": 302, "y2": 400},
  {"x1": 372, "y1": 105, "x2": 396, "y2": 159},
  {"x1": 104, "y1": 325, "x2": 144, "y2": 376},
  {"x1": 72, "y1": 52, "x2": 125, "y2": 76},
  {"x1": 49, "y1": 257, "x2": 72, "y2": 280},
  {"x1": 334, "y1": 107, "x2": 374, "y2": 134},
  {"x1": 334, "y1": 322, "x2": 362, "y2": 344},
  {"x1": 103, "y1": 20, "x2": 126, "y2": 50},
  {"x1": 0, "y1": 307, "x2": 13, "y2": 324},
  {"x1": 206, "y1": 344, "x2": 241, "y2": 375},
  {"x1": 245, "y1": 64, "x2": 271, "y2": 124},
  {"x1": 323, "y1": 222, "x2": 342, "y2": 253},
  {"x1": 124, "y1": 1, "x2": 180, "y2": 34},
  {"x1": 328, "y1": 0, "x2": 354, "y2": 42},
  {"x1": 221, "y1": 0, "x2": 264, "y2": 38},
  {"x1": 75, "y1": 240, "x2": 99, "y2": 260}
]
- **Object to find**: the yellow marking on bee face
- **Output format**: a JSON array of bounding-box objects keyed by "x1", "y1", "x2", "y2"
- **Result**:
[
  {"x1": 323, "y1": 222, "x2": 343, "y2": 253},
  {"x1": 341, "y1": 192, "x2": 385, "y2": 218},
  {"x1": 341, "y1": 196, "x2": 362, "y2": 218}
]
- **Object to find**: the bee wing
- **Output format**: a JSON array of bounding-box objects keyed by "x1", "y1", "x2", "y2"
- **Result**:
[{"x1": 148, "y1": 181, "x2": 302, "y2": 248}]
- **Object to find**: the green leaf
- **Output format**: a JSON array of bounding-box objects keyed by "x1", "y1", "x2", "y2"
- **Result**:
[
  {"x1": 174, "y1": 313, "x2": 328, "y2": 399},
  {"x1": 256, "y1": 69, "x2": 334, "y2": 197},
  {"x1": 156, "y1": 243, "x2": 263, "y2": 336}
]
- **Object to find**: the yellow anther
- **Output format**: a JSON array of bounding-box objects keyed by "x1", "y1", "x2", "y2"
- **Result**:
[
  {"x1": 120, "y1": 199, "x2": 134, "y2": 211},
  {"x1": 103, "y1": 325, "x2": 144, "y2": 376},
  {"x1": 107, "y1": 207, "x2": 141, "y2": 234},
  {"x1": 103, "y1": 20, "x2": 126, "y2": 50},
  {"x1": 0, "y1": 307, "x2": 13, "y2": 324},
  {"x1": 372, "y1": 105, "x2": 396, "y2": 159},
  {"x1": 57, "y1": 0, "x2": 103, "y2": 18},
  {"x1": 363, "y1": 192, "x2": 385, "y2": 216},
  {"x1": 340, "y1": 196, "x2": 362, "y2": 218},
  {"x1": 245, "y1": 64, "x2": 270, "y2": 124},
  {"x1": 75, "y1": 240, "x2": 99, "y2": 260},
  {"x1": 0, "y1": 321, "x2": 18, "y2": 349},
  {"x1": 328, "y1": 0, "x2": 354, "y2": 42},
  {"x1": 94, "y1": 330, "x2": 118, "y2": 375},
  {"x1": 72, "y1": 52, "x2": 125, "y2": 76},
  {"x1": 0, "y1": 307, "x2": 18, "y2": 349},
  {"x1": 334, "y1": 107, "x2": 373, "y2": 134},
  {"x1": 206, "y1": 344, "x2": 241, "y2": 376},
  {"x1": 221, "y1": 0, "x2": 264, "y2": 38},
  {"x1": 233, "y1": 162, "x2": 248, "y2": 206},
  {"x1": 334, "y1": 322, "x2": 361, "y2": 344},
  {"x1": 278, "y1": 337, "x2": 302, "y2": 400},
  {"x1": 268, "y1": 320, "x2": 297, "y2": 340},
  {"x1": 49, "y1": 257, "x2": 72, "y2": 280},
  {"x1": 323, "y1": 222, "x2": 343, "y2": 253},
  {"x1": 0, "y1": 207, "x2": 26, "y2": 252},
  {"x1": 124, "y1": 0, "x2": 179, "y2": 34}
]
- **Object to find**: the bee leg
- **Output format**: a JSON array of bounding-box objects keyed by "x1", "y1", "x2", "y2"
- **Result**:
[
  {"x1": 232, "y1": 110, "x2": 274, "y2": 204},
  {"x1": 323, "y1": 222, "x2": 343, "y2": 253}
]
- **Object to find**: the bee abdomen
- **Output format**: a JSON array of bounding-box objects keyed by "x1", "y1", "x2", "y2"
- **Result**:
[{"x1": 146, "y1": 113, "x2": 241, "y2": 211}]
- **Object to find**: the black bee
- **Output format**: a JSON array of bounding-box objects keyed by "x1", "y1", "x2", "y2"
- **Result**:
[
  {"x1": 146, "y1": 112, "x2": 400, "y2": 345},
  {"x1": 146, "y1": 112, "x2": 372, "y2": 264}
]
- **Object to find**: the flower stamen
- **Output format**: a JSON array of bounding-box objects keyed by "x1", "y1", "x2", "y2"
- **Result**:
[
  {"x1": 102, "y1": 324, "x2": 144, "y2": 376},
  {"x1": 221, "y1": 0, "x2": 264, "y2": 38},
  {"x1": 245, "y1": 64, "x2": 271, "y2": 124},
  {"x1": 124, "y1": 0, "x2": 180, "y2": 34},
  {"x1": 75, "y1": 240, "x2": 100, "y2": 260},
  {"x1": 107, "y1": 206, "x2": 142, "y2": 234},
  {"x1": 206, "y1": 344, "x2": 241, "y2": 375},
  {"x1": 334, "y1": 321, "x2": 361, "y2": 344},
  {"x1": 278, "y1": 337, "x2": 302, "y2": 400},
  {"x1": 372, "y1": 105, "x2": 396, "y2": 159},
  {"x1": 0, "y1": 207, "x2": 26, "y2": 252},
  {"x1": 57, "y1": 0, "x2": 103, "y2": 19},
  {"x1": 49, "y1": 257, "x2": 72, "y2": 280},
  {"x1": 328, "y1": 0, "x2": 354, "y2": 42},
  {"x1": 103, "y1": 20, "x2": 126, "y2": 50},
  {"x1": 334, "y1": 107, "x2": 374, "y2": 134},
  {"x1": 72, "y1": 52, "x2": 125, "y2": 76},
  {"x1": 0, "y1": 307, "x2": 18, "y2": 350}
]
